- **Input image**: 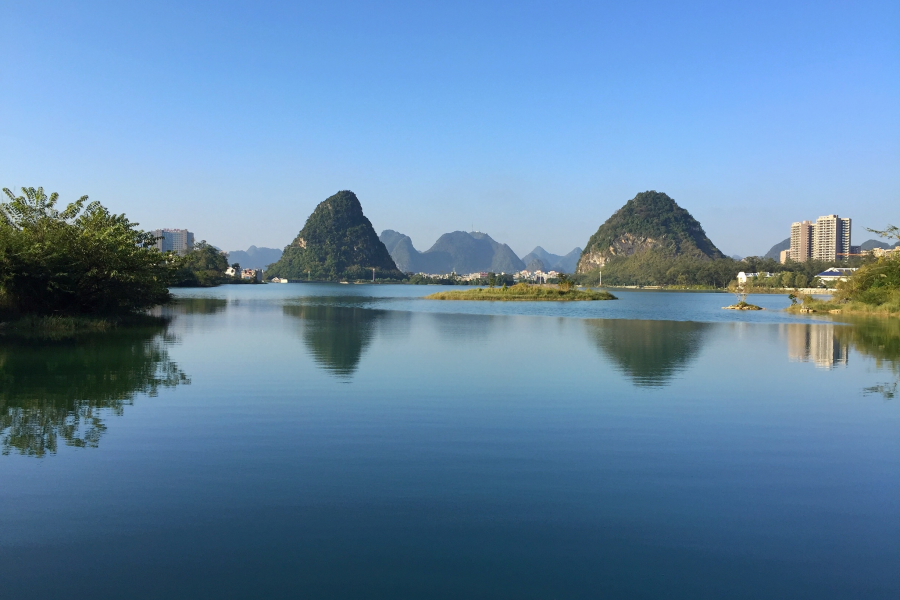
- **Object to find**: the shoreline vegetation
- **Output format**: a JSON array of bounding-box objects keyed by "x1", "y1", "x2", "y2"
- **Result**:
[
  {"x1": 787, "y1": 292, "x2": 900, "y2": 317},
  {"x1": 0, "y1": 314, "x2": 171, "y2": 339},
  {"x1": 426, "y1": 283, "x2": 616, "y2": 301}
]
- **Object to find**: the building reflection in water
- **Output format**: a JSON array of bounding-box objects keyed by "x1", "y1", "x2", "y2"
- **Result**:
[{"x1": 783, "y1": 324, "x2": 849, "y2": 369}]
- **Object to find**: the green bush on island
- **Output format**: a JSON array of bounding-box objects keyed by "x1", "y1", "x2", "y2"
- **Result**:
[
  {"x1": 0, "y1": 187, "x2": 172, "y2": 318},
  {"x1": 426, "y1": 282, "x2": 616, "y2": 301}
]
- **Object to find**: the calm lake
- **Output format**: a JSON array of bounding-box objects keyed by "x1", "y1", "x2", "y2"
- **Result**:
[{"x1": 2, "y1": 285, "x2": 898, "y2": 599}]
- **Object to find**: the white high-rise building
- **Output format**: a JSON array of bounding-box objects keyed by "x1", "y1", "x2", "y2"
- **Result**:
[
  {"x1": 812, "y1": 215, "x2": 851, "y2": 262},
  {"x1": 152, "y1": 229, "x2": 195, "y2": 255}
]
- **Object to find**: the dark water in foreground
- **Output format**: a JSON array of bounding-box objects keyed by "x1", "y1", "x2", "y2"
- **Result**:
[{"x1": 1, "y1": 285, "x2": 898, "y2": 599}]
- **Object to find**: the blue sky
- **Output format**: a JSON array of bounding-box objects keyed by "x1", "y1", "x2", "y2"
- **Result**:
[{"x1": 2, "y1": 0, "x2": 898, "y2": 257}]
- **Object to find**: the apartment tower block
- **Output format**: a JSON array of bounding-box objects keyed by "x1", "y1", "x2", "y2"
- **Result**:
[
  {"x1": 813, "y1": 215, "x2": 851, "y2": 262},
  {"x1": 152, "y1": 228, "x2": 195, "y2": 255},
  {"x1": 790, "y1": 220, "x2": 814, "y2": 262},
  {"x1": 789, "y1": 215, "x2": 851, "y2": 262}
]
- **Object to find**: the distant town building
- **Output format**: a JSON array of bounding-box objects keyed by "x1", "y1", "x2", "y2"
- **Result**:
[
  {"x1": 790, "y1": 220, "x2": 814, "y2": 262},
  {"x1": 736, "y1": 272, "x2": 773, "y2": 284},
  {"x1": 779, "y1": 249, "x2": 790, "y2": 264},
  {"x1": 815, "y1": 267, "x2": 857, "y2": 286},
  {"x1": 789, "y1": 215, "x2": 852, "y2": 262},
  {"x1": 241, "y1": 268, "x2": 262, "y2": 281},
  {"x1": 152, "y1": 228, "x2": 194, "y2": 255},
  {"x1": 870, "y1": 247, "x2": 899, "y2": 258},
  {"x1": 813, "y1": 215, "x2": 851, "y2": 261},
  {"x1": 224, "y1": 266, "x2": 238, "y2": 277}
]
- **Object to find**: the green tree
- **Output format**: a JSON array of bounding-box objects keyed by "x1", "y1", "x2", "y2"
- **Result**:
[
  {"x1": 170, "y1": 242, "x2": 230, "y2": 287},
  {"x1": 1, "y1": 187, "x2": 171, "y2": 316}
]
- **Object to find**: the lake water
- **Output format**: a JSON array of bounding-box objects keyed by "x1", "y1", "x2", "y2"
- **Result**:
[{"x1": 2, "y1": 285, "x2": 898, "y2": 599}]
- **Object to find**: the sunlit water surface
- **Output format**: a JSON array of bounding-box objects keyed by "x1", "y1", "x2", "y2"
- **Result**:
[{"x1": 1, "y1": 285, "x2": 898, "y2": 599}]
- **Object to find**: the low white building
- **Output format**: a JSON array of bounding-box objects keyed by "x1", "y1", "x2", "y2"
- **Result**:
[
  {"x1": 736, "y1": 272, "x2": 773, "y2": 284},
  {"x1": 815, "y1": 268, "x2": 857, "y2": 285}
]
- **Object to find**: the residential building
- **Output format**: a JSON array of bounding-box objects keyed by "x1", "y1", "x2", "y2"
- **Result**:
[
  {"x1": 736, "y1": 272, "x2": 773, "y2": 284},
  {"x1": 779, "y1": 249, "x2": 790, "y2": 264},
  {"x1": 225, "y1": 267, "x2": 238, "y2": 277},
  {"x1": 871, "y1": 247, "x2": 899, "y2": 258},
  {"x1": 790, "y1": 220, "x2": 814, "y2": 262},
  {"x1": 241, "y1": 268, "x2": 262, "y2": 281},
  {"x1": 813, "y1": 215, "x2": 851, "y2": 261},
  {"x1": 152, "y1": 228, "x2": 194, "y2": 255},
  {"x1": 815, "y1": 267, "x2": 857, "y2": 286}
]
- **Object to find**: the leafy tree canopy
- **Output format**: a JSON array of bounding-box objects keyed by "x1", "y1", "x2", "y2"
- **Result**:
[{"x1": 0, "y1": 187, "x2": 171, "y2": 316}]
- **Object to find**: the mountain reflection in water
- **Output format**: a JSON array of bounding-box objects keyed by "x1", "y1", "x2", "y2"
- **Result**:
[
  {"x1": 585, "y1": 319, "x2": 711, "y2": 387},
  {"x1": 284, "y1": 303, "x2": 388, "y2": 377},
  {"x1": 0, "y1": 326, "x2": 188, "y2": 457}
]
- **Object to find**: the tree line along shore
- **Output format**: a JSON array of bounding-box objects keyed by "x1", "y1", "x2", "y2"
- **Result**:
[{"x1": 2, "y1": 186, "x2": 898, "y2": 335}]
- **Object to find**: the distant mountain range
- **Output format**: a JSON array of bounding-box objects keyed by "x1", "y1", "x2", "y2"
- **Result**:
[
  {"x1": 860, "y1": 239, "x2": 900, "y2": 251},
  {"x1": 226, "y1": 246, "x2": 283, "y2": 270},
  {"x1": 764, "y1": 238, "x2": 790, "y2": 260},
  {"x1": 380, "y1": 230, "x2": 525, "y2": 274},
  {"x1": 520, "y1": 247, "x2": 582, "y2": 273}
]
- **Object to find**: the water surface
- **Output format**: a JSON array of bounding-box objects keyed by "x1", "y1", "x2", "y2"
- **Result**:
[{"x1": 1, "y1": 285, "x2": 898, "y2": 599}]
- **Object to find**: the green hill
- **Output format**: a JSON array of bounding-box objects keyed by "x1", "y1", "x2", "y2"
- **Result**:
[
  {"x1": 577, "y1": 191, "x2": 723, "y2": 273},
  {"x1": 266, "y1": 191, "x2": 404, "y2": 281}
]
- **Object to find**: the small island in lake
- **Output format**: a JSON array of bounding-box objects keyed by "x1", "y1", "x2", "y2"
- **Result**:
[{"x1": 426, "y1": 283, "x2": 616, "y2": 301}]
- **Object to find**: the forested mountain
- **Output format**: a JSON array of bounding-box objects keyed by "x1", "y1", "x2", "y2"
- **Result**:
[
  {"x1": 379, "y1": 230, "x2": 525, "y2": 274},
  {"x1": 576, "y1": 191, "x2": 723, "y2": 274},
  {"x1": 226, "y1": 246, "x2": 282, "y2": 270},
  {"x1": 860, "y1": 239, "x2": 900, "y2": 251},
  {"x1": 266, "y1": 191, "x2": 403, "y2": 281},
  {"x1": 764, "y1": 238, "x2": 790, "y2": 260},
  {"x1": 521, "y1": 246, "x2": 582, "y2": 273}
]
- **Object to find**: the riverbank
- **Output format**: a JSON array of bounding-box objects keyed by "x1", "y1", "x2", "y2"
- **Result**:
[
  {"x1": 786, "y1": 292, "x2": 900, "y2": 317},
  {"x1": 426, "y1": 285, "x2": 617, "y2": 301}
]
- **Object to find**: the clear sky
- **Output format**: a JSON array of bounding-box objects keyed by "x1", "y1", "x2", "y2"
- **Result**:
[{"x1": 2, "y1": 0, "x2": 898, "y2": 257}]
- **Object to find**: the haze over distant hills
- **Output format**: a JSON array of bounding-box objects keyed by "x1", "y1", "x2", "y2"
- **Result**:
[
  {"x1": 520, "y1": 247, "x2": 582, "y2": 273},
  {"x1": 764, "y1": 238, "x2": 790, "y2": 260},
  {"x1": 380, "y1": 230, "x2": 525, "y2": 274},
  {"x1": 860, "y1": 239, "x2": 900, "y2": 251},
  {"x1": 226, "y1": 246, "x2": 283, "y2": 270}
]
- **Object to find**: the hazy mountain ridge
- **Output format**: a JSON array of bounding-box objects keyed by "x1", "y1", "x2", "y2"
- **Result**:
[
  {"x1": 577, "y1": 191, "x2": 724, "y2": 273},
  {"x1": 521, "y1": 246, "x2": 582, "y2": 273},
  {"x1": 226, "y1": 246, "x2": 283, "y2": 270},
  {"x1": 860, "y1": 239, "x2": 900, "y2": 251},
  {"x1": 379, "y1": 230, "x2": 526, "y2": 274},
  {"x1": 764, "y1": 238, "x2": 790, "y2": 260}
]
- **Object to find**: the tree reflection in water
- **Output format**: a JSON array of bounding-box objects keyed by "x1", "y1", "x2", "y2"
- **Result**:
[
  {"x1": 0, "y1": 326, "x2": 188, "y2": 457},
  {"x1": 284, "y1": 303, "x2": 386, "y2": 378},
  {"x1": 835, "y1": 317, "x2": 900, "y2": 398},
  {"x1": 585, "y1": 319, "x2": 711, "y2": 387}
]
